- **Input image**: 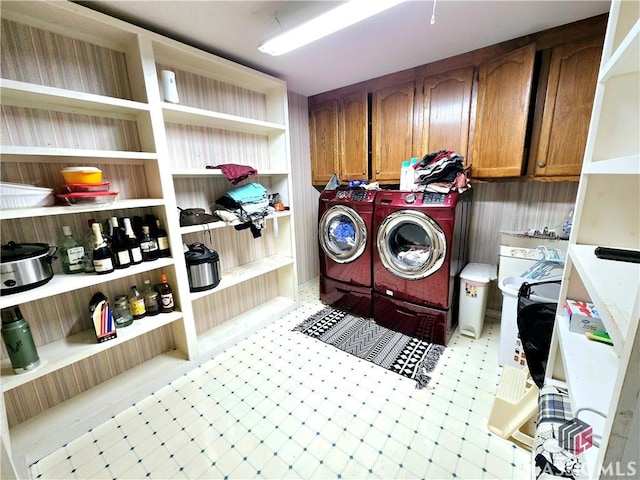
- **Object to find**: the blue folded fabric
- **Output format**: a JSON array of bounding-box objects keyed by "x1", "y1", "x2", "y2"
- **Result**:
[{"x1": 226, "y1": 183, "x2": 267, "y2": 204}]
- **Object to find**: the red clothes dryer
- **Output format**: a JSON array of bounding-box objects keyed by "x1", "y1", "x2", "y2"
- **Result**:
[
  {"x1": 372, "y1": 190, "x2": 471, "y2": 345},
  {"x1": 318, "y1": 189, "x2": 377, "y2": 317}
]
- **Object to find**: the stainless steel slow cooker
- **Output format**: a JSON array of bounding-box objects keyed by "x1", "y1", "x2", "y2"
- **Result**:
[
  {"x1": 1, "y1": 242, "x2": 57, "y2": 294},
  {"x1": 184, "y1": 243, "x2": 221, "y2": 292}
]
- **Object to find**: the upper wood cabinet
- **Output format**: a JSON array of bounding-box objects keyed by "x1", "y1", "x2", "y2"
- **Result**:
[
  {"x1": 372, "y1": 81, "x2": 415, "y2": 183},
  {"x1": 529, "y1": 35, "x2": 604, "y2": 177},
  {"x1": 420, "y1": 66, "x2": 474, "y2": 159},
  {"x1": 309, "y1": 100, "x2": 339, "y2": 185},
  {"x1": 471, "y1": 44, "x2": 536, "y2": 178},
  {"x1": 309, "y1": 92, "x2": 368, "y2": 185},
  {"x1": 338, "y1": 91, "x2": 369, "y2": 181}
]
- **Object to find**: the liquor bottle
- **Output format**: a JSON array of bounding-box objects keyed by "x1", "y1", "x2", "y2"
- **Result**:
[
  {"x1": 155, "y1": 219, "x2": 171, "y2": 257},
  {"x1": 142, "y1": 279, "x2": 160, "y2": 316},
  {"x1": 83, "y1": 218, "x2": 96, "y2": 273},
  {"x1": 128, "y1": 285, "x2": 146, "y2": 320},
  {"x1": 123, "y1": 218, "x2": 143, "y2": 265},
  {"x1": 59, "y1": 225, "x2": 85, "y2": 274},
  {"x1": 91, "y1": 223, "x2": 114, "y2": 275},
  {"x1": 159, "y1": 273, "x2": 175, "y2": 313},
  {"x1": 109, "y1": 217, "x2": 131, "y2": 269},
  {"x1": 139, "y1": 225, "x2": 159, "y2": 262}
]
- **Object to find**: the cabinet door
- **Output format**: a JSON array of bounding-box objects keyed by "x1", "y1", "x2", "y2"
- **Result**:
[
  {"x1": 338, "y1": 91, "x2": 369, "y2": 181},
  {"x1": 372, "y1": 82, "x2": 415, "y2": 183},
  {"x1": 531, "y1": 36, "x2": 603, "y2": 176},
  {"x1": 309, "y1": 100, "x2": 339, "y2": 185},
  {"x1": 471, "y1": 44, "x2": 536, "y2": 178},
  {"x1": 421, "y1": 66, "x2": 473, "y2": 159}
]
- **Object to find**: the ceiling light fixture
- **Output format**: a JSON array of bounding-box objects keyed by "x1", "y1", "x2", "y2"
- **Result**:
[{"x1": 258, "y1": 0, "x2": 407, "y2": 56}]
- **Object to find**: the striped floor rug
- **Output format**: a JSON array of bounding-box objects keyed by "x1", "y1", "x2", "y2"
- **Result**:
[{"x1": 293, "y1": 306, "x2": 445, "y2": 389}]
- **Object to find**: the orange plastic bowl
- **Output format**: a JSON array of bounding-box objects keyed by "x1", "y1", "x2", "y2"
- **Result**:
[{"x1": 61, "y1": 167, "x2": 102, "y2": 184}]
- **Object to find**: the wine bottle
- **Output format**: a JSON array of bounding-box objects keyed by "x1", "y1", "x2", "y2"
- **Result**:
[
  {"x1": 140, "y1": 225, "x2": 159, "y2": 262},
  {"x1": 123, "y1": 217, "x2": 143, "y2": 265},
  {"x1": 109, "y1": 217, "x2": 131, "y2": 269},
  {"x1": 59, "y1": 225, "x2": 85, "y2": 274},
  {"x1": 142, "y1": 279, "x2": 160, "y2": 316},
  {"x1": 159, "y1": 273, "x2": 175, "y2": 313},
  {"x1": 91, "y1": 223, "x2": 114, "y2": 275},
  {"x1": 155, "y1": 219, "x2": 171, "y2": 257},
  {"x1": 128, "y1": 285, "x2": 146, "y2": 320},
  {"x1": 83, "y1": 218, "x2": 96, "y2": 273}
]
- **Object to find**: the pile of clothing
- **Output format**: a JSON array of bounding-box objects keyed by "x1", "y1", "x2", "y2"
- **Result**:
[
  {"x1": 214, "y1": 183, "x2": 271, "y2": 238},
  {"x1": 413, "y1": 150, "x2": 471, "y2": 193}
]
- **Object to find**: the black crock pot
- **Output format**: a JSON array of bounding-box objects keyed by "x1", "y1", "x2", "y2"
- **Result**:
[{"x1": 184, "y1": 243, "x2": 221, "y2": 292}]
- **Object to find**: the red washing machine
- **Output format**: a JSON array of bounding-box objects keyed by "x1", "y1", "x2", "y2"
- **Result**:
[
  {"x1": 373, "y1": 190, "x2": 471, "y2": 345},
  {"x1": 318, "y1": 189, "x2": 377, "y2": 317}
]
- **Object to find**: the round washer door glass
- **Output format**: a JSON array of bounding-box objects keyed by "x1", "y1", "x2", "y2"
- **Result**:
[
  {"x1": 377, "y1": 210, "x2": 446, "y2": 280},
  {"x1": 319, "y1": 205, "x2": 367, "y2": 264}
]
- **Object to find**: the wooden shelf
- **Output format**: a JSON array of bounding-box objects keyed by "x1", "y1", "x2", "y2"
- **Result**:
[
  {"x1": 600, "y1": 18, "x2": 640, "y2": 82},
  {"x1": 196, "y1": 296, "x2": 296, "y2": 359},
  {"x1": 179, "y1": 211, "x2": 290, "y2": 235},
  {"x1": 0, "y1": 198, "x2": 166, "y2": 221},
  {"x1": 0, "y1": 79, "x2": 150, "y2": 119},
  {"x1": 171, "y1": 168, "x2": 288, "y2": 178},
  {"x1": 556, "y1": 316, "x2": 615, "y2": 459},
  {"x1": 1, "y1": 311, "x2": 184, "y2": 392},
  {"x1": 569, "y1": 244, "x2": 639, "y2": 355},
  {"x1": 162, "y1": 103, "x2": 286, "y2": 135},
  {"x1": 189, "y1": 255, "x2": 294, "y2": 302},
  {"x1": 0, "y1": 146, "x2": 157, "y2": 162},
  {"x1": 0, "y1": 258, "x2": 174, "y2": 310},
  {"x1": 582, "y1": 154, "x2": 640, "y2": 175},
  {"x1": 8, "y1": 349, "x2": 190, "y2": 470}
]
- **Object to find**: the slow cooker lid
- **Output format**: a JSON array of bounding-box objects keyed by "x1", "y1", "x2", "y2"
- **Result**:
[
  {"x1": 185, "y1": 243, "x2": 219, "y2": 265},
  {"x1": 1, "y1": 241, "x2": 50, "y2": 262}
]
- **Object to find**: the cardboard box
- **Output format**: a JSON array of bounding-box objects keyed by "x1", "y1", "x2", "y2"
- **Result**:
[{"x1": 565, "y1": 300, "x2": 606, "y2": 335}]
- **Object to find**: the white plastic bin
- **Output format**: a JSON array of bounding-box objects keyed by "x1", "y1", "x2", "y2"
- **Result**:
[
  {"x1": 458, "y1": 263, "x2": 496, "y2": 339},
  {"x1": 498, "y1": 277, "x2": 561, "y2": 368}
]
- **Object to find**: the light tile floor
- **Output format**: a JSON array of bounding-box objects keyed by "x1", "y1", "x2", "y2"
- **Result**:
[{"x1": 29, "y1": 280, "x2": 531, "y2": 479}]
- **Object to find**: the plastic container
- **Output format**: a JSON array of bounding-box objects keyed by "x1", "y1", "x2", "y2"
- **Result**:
[
  {"x1": 498, "y1": 276, "x2": 560, "y2": 368},
  {"x1": 56, "y1": 191, "x2": 118, "y2": 207},
  {"x1": 458, "y1": 263, "x2": 496, "y2": 339},
  {"x1": 62, "y1": 182, "x2": 110, "y2": 193},
  {"x1": 0, "y1": 182, "x2": 54, "y2": 209},
  {"x1": 61, "y1": 167, "x2": 102, "y2": 184}
]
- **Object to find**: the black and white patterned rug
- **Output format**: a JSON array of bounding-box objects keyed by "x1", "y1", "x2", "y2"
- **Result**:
[{"x1": 293, "y1": 306, "x2": 445, "y2": 389}]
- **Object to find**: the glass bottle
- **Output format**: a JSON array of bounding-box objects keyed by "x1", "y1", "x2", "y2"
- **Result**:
[
  {"x1": 83, "y1": 218, "x2": 96, "y2": 273},
  {"x1": 59, "y1": 225, "x2": 85, "y2": 274},
  {"x1": 113, "y1": 294, "x2": 134, "y2": 328},
  {"x1": 92, "y1": 223, "x2": 114, "y2": 275},
  {"x1": 109, "y1": 217, "x2": 131, "y2": 269},
  {"x1": 139, "y1": 225, "x2": 159, "y2": 262},
  {"x1": 128, "y1": 285, "x2": 146, "y2": 320},
  {"x1": 155, "y1": 219, "x2": 171, "y2": 258},
  {"x1": 123, "y1": 217, "x2": 143, "y2": 265},
  {"x1": 142, "y1": 279, "x2": 160, "y2": 316},
  {"x1": 159, "y1": 273, "x2": 175, "y2": 313}
]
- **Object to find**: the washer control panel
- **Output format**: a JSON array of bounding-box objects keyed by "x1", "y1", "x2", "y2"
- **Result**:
[{"x1": 421, "y1": 192, "x2": 447, "y2": 205}]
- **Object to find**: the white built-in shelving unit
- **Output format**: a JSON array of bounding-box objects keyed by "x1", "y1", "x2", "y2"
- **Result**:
[
  {"x1": 545, "y1": 1, "x2": 639, "y2": 477},
  {"x1": 0, "y1": 1, "x2": 297, "y2": 476}
]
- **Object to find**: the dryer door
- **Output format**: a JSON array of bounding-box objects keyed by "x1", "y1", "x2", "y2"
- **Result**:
[
  {"x1": 319, "y1": 205, "x2": 367, "y2": 264},
  {"x1": 377, "y1": 210, "x2": 446, "y2": 280}
]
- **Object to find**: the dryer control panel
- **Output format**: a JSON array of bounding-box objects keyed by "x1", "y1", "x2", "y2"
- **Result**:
[{"x1": 421, "y1": 192, "x2": 447, "y2": 204}]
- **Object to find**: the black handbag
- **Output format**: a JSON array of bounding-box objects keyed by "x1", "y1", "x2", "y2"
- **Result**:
[{"x1": 178, "y1": 207, "x2": 217, "y2": 227}]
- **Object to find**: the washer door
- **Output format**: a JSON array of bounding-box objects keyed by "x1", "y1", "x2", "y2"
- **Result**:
[
  {"x1": 377, "y1": 210, "x2": 446, "y2": 280},
  {"x1": 319, "y1": 205, "x2": 367, "y2": 264}
]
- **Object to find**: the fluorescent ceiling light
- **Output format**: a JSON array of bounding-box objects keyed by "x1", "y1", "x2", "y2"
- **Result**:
[{"x1": 258, "y1": 0, "x2": 406, "y2": 56}]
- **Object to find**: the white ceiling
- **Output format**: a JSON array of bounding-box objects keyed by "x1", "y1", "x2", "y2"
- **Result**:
[{"x1": 80, "y1": 0, "x2": 610, "y2": 97}]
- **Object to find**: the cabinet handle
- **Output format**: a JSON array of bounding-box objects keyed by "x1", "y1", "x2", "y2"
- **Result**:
[
  {"x1": 538, "y1": 161, "x2": 546, "y2": 168},
  {"x1": 362, "y1": 171, "x2": 366, "y2": 175},
  {"x1": 376, "y1": 170, "x2": 380, "y2": 174}
]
